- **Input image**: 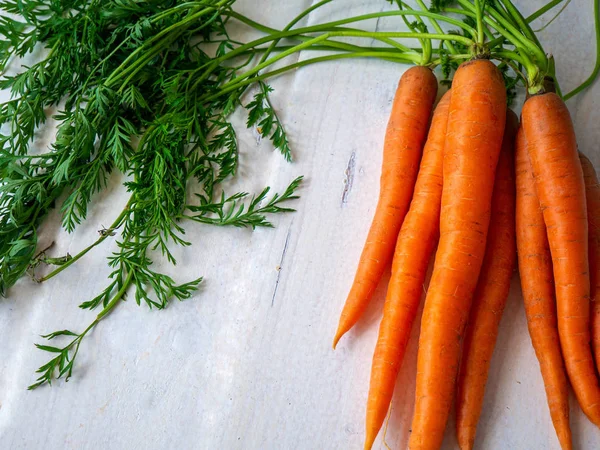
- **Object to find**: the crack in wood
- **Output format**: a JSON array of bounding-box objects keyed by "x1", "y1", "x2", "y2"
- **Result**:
[
  {"x1": 341, "y1": 150, "x2": 356, "y2": 206},
  {"x1": 271, "y1": 223, "x2": 293, "y2": 307}
]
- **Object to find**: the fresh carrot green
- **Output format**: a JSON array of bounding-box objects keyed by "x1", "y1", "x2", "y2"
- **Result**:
[
  {"x1": 523, "y1": 92, "x2": 600, "y2": 427},
  {"x1": 408, "y1": 59, "x2": 507, "y2": 450},
  {"x1": 333, "y1": 66, "x2": 438, "y2": 348},
  {"x1": 580, "y1": 153, "x2": 600, "y2": 374},
  {"x1": 455, "y1": 110, "x2": 518, "y2": 450},
  {"x1": 363, "y1": 90, "x2": 451, "y2": 450},
  {"x1": 517, "y1": 128, "x2": 572, "y2": 450}
]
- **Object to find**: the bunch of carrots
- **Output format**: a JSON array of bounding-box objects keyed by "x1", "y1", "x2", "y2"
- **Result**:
[{"x1": 331, "y1": 1, "x2": 600, "y2": 449}]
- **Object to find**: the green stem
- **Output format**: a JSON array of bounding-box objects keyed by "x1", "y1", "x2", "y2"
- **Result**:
[
  {"x1": 258, "y1": 0, "x2": 333, "y2": 66},
  {"x1": 451, "y1": 1, "x2": 498, "y2": 41},
  {"x1": 563, "y1": 0, "x2": 600, "y2": 100},
  {"x1": 214, "y1": 32, "x2": 424, "y2": 93},
  {"x1": 62, "y1": 269, "x2": 133, "y2": 374},
  {"x1": 474, "y1": 0, "x2": 486, "y2": 46},
  {"x1": 96, "y1": 270, "x2": 134, "y2": 321},
  {"x1": 546, "y1": 55, "x2": 563, "y2": 97},
  {"x1": 493, "y1": 50, "x2": 528, "y2": 69},
  {"x1": 498, "y1": 0, "x2": 539, "y2": 45},
  {"x1": 229, "y1": 12, "x2": 411, "y2": 55},
  {"x1": 189, "y1": 26, "x2": 465, "y2": 93},
  {"x1": 491, "y1": 56, "x2": 529, "y2": 86},
  {"x1": 483, "y1": 4, "x2": 547, "y2": 69},
  {"x1": 526, "y1": 0, "x2": 566, "y2": 23},
  {"x1": 229, "y1": 9, "x2": 477, "y2": 38},
  {"x1": 533, "y1": 0, "x2": 571, "y2": 32},
  {"x1": 37, "y1": 203, "x2": 131, "y2": 283},
  {"x1": 415, "y1": 0, "x2": 457, "y2": 55},
  {"x1": 202, "y1": 51, "x2": 418, "y2": 103},
  {"x1": 487, "y1": 35, "x2": 506, "y2": 49}
]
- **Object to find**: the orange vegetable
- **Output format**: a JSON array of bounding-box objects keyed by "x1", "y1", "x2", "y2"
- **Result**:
[
  {"x1": 408, "y1": 59, "x2": 507, "y2": 450},
  {"x1": 523, "y1": 92, "x2": 600, "y2": 427},
  {"x1": 580, "y1": 153, "x2": 600, "y2": 374},
  {"x1": 455, "y1": 110, "x2": 518, "y2": 450},
  {"x1": 517, "y1": 128, "x2": 572, "y2": 450},
  {"x1": 363, "y1": 90, "x2": 451, "y2": 450},
  {"x1": 333, "y1": 66, "x2": 438, "y2": 348}
]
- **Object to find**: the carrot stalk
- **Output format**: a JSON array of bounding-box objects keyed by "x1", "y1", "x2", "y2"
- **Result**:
[
  {"x1": 455, "y1": 110, "x2": 518, "y2": 450},
  {"x1": 580, "y1": 153, "x2": 600, "y2": 374},
  {"x1": 333, "y1": 66, "x2": 438, "y2": 348},
  {"x1": 516, "y1": 128, "x2": 572, "y2": 450},
  {"x1": 408, "y1": 59, "x2": 507, "y2": 450},
  {"x1": 363, "y1": 90, "x2": 452, "y2": 450},
  {"x1": 522, "y1": 92, "x2": 600, "y2": 427}
]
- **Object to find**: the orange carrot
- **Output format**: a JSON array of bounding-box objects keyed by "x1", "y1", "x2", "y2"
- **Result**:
[
  {"x1": 333, "y1": 66, "x2": 438, "y2": 348},
  {"x1": 580, "y1": 153, "x2": 600, "y2": 374},
  {"x1": 408, "y1": 59, "x2": 507, "y2": 450},
  {"x1": 523, "y1": 92, "x2": 600, "y2": 427},
  {"x1": 363, "y1": 90, "x2": 451, "y2": 450},
  {"x1": 455, "y1": 110, "x2": 518, "y2": 450},
  {"x1": 517, "y1": 128, "x2": 572, "y2": 450}
]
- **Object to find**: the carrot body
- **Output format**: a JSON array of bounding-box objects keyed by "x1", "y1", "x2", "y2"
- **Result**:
[
  {"x1": 455, "y1": 110, "x2": 518, "y2": 450},
  {"x1": 522, "y1": 92, "x2": 600, "y2": 427},
  {"x1": 333, "y1": 66, "x2": 438, "y2": 348},
  {"x1": 516, "y1": 128, "x2": 572, "y2": 450},
  {"x1": 408, "y1": 59, "x2": 507, "y2": 450},
  {"x1": 580, "y1": 153, "x2": 600, "y2": 374},
  {"x1": 363, "y1": 91, "x2": 451, "y2": 450}
]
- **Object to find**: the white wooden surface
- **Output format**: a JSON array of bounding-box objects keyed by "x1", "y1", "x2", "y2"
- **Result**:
[{"x1": 1, "y1": 1, "x2": 600, "y2": 449}]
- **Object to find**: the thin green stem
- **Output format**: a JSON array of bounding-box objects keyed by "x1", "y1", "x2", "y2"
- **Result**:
[
  {"x1": 564, "y1": 0, "x2": 600, "y2": 100},
  {"x1": 415, "y1": 0, "x2": 457, "y2": 55},
  {"x1": 483, "y1": 4, "x2": 547, "y2": 69},
  {"x1": 394, "y1": 1, "x2": 430, "y2": 64},
  {"x1": 533, "y1": 0, "x2": 571, "y2": 32},
  {"x1": 546, "y1": 55, "x2": 563, "y2": 97},
  {"x1": 96, "y1": 270, "x2": 134, "y2": 321},
  {"x1": 229, "y1": 12, "x2": 411, "y2": 55},
  {"x1": 498, "y1": 0, "x2": 539, "y2": 44},
  {"x1": 493, "y1": 50, "x2": 528, "y2": 69},
  {"x1": 214, "y1": 32, "x2": 424, "y2": 94},
  {"x1": 228, "y1": 9, "x2": 477, "y2": 38},
  {"x1": 258, "y1": 0, "x2": 333, "y2": 65},
  {"x1": 491, "y1": 56, "x2": 529, "y2": 86},
  {"x1": 451, "y1": 1, "x2": 495, "y2": 40},
  {"x1": 189, "y1": 25, "x2": 465, "y2": 93},
  {"x1": 202, "y1": 51, "x2": 418, "y2": 103},
  {"x1": 487, "y1": 35, "x2": 506, "y2": 49},
  {"x1": 474, "y1": 0, "x2": 485, "y2": 46},
  {"x1": 37, "y1": 203, "x2": 131, "y2": 283},
  {"x1": 526, "y1": 0, "x2": 566, "y2": 23}
]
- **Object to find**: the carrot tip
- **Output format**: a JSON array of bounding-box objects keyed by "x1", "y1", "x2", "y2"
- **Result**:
[
  {"x1": 363, "y1": 432, "x2": 376, "y2": 450},
  {"x1": 332, "y1": 334, "x2": 341, "y2": 350},
  {"x1": 332, "y1": 325, "x2": 346, "y2": 349}
]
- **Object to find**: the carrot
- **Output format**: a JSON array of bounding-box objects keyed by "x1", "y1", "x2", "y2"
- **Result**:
[
  {"x1": 363, "y1": 90, "x2": 451, "y2": 450},
  {"x1": 454, "y1": 110, "x2": 518, "y2": 450},
  {"x1": 408, "y1": 59, "x2": 507, "y2": 450},
  {"x1": 580, "y1": 153, "x2": 600, "y2": 374},
  {"x1": 522, "y1": 92, "x2": 600, "y2": 427},
  {"x1": 333, "y1": 66, "x2": 438, "y2": 348},
  {"x1": 516, "y1": 128, "x2": 572, "y2": 450}
]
